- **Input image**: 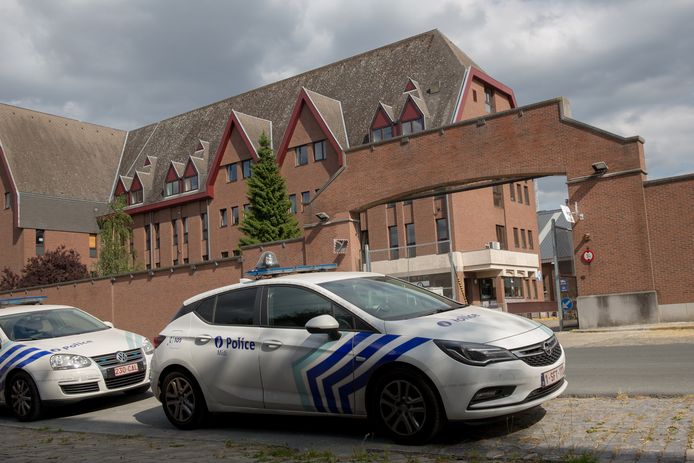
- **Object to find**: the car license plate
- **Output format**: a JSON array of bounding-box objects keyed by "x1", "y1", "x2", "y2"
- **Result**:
[
  {"x1": 113, "y1": 363, "x2": 140, "y2": 377},
  {"x1": 541, "y1": 363, "x2": 565, "y2": 387}
]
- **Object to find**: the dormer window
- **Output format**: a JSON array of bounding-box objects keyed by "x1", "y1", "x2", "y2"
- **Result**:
[
  {"x1": 165, "y1": 164, "x2": 182, "y2": 197},
  {"x1": 401, "y1": 117, "x2": 423, "y2": 135},
  {"x1": 129, "y1": 177, "x2": 143, "y2": 205},
  {"x1": 182, "y1": 161, "x2": 199, "y2": 192},
  {"x1": 371, "y1": 126, "x2": 393, "y2": 142},
  {"x1": 165, "y1": 178, "x2": 181, "y2": 196}
]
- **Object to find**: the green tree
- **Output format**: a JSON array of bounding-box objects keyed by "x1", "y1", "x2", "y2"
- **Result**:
[
  {"x1": 96, "y1": 197, "x2": 136, "y2": 275},
  {"x1": 239, "y1": 133, "x2": 301, "y2": 246}
]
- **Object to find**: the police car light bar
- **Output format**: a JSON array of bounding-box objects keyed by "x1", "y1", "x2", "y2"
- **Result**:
[
  {"x1": 246, "y1": 263, "x2": 338, "y2": 278},
  {"x1": 0, "y1": 296, "x2": 48, "y2": 308}
]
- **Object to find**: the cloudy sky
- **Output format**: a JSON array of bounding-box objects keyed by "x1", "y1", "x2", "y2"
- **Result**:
[{"x1": 1, "y1": 0, "x2": 692, "y2": 210}]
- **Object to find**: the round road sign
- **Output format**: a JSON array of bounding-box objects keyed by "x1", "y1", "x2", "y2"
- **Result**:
[{"x1": 581, "y1": 249, "x2": 595, "y2": 264}]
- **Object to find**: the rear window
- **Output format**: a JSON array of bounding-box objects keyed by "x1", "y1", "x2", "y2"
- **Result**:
[{"x1": 194, "y1": 288, "x2": 258, "y2": 326}]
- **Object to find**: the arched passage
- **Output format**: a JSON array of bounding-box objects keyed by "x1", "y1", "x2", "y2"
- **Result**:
[{"x1": 301, "y1": 98, "x2": 658, "y2": 324}]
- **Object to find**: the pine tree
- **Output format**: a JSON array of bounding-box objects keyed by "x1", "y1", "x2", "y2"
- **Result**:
[
  {"x1": 239, "y1": 133, "x2": 301, "y2": 246},
  {"x1": 96, "y1": 197, "x2": 137, "y2": 275}
]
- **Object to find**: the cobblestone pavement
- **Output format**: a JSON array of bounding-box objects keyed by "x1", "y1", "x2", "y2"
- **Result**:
[{"x1": 1, "y1": 396, "x2": 693, "y2": 462}]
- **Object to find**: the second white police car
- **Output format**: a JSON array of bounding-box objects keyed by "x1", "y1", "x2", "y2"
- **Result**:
[{"x1": 151, "y1": 253, "x2": 566, "y2": 443}]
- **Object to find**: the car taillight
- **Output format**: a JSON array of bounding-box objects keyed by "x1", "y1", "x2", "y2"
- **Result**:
[{"x1": 153, "y1": 335, "x2": 166, "y2": 348}]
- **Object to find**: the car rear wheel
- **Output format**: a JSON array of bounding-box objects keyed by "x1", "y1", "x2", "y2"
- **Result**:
[
  {"x1": 161, "y1": 370, "x2": 207, "y2": 429},
  {"x1": 370, "y1": 368, "x2": 444, "y2": 444},
  {"x1": 7, "y1": 371, "x2": 42, "y2": 422}
]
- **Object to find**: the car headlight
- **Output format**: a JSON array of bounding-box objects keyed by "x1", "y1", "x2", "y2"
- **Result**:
[
  {"x1": 434, "y1": 340, "x2": 516, "y2": 366},
  {"x1": 141, "y1": 338, "x2": 154, "y2": 355},
  {"x1": 50, "y1": 354, "x2": 92, "y2": 370}
]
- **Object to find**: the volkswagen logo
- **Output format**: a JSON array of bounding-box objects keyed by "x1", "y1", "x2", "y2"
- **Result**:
[{"x1": 115, "y1": 351, "x2": 128, "y2": 363}]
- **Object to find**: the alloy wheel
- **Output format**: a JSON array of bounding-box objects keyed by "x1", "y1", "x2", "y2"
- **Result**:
[
  {"x1": 164, "y1": 375, "x2": 196, "y2": 424},
  {"x1": 378, "y1": 379, "x2": 427, "y2": 437}
]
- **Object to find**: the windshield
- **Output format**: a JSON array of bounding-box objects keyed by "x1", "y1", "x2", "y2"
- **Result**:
[
  {"x1": 0, "y1": 308, "x2": 109, "y2": 341},
  {"x1": 319, "y1": 276, "x2": 465, "y2": 321}
]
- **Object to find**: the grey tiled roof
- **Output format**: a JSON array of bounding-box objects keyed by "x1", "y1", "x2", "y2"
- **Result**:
[
  {"x1": 18, "y1": 193, "x2": 110, "y2": 234},
  {"x1": 116, "y1": 29, "x2": 479, "y2": 207}
]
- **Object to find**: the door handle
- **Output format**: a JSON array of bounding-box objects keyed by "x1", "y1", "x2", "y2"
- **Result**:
[
  {"x1": 263, "y1": 340, "x2": 283, "y2": 349},
  {"x1": 195, "y1": 335, "x2": 212, "y2": 345}
]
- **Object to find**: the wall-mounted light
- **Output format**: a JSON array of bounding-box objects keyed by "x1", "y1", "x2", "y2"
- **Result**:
[
  {"x1": 591, "y1": 161, "x2": 608, "y2": 174},
  {"x1": 316, "y1": 212, "x2": 330, "y2": 223}
]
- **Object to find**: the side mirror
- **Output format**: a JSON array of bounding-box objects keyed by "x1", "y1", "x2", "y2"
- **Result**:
[
  {"x1": 305, "y1": 314, "x2": 341, "y2": 340},
  {"x1": 103, "y1": 321, "x2": 114, "y2": 328}
]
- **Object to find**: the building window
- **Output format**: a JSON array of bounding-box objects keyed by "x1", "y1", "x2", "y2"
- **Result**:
[
  {"x1": 388, "y1": 225, "x2": 399, "y2": 260},
  {"x1": 221, "y1": 251, "x2": 229, "y2": 258},
  {"x1": 154, "y1": 223, "x2": 160, "y2": 249},
  {"x1": 220, "y1": 209, "x2": 228, "y2": 228},
  {"x1": 513, "y1": 227, "x2": 519, "y2": 248},
  {"x1": 231, "y1": 206, "x2": 239, "y2": 225},
  {"x1": 183, "y1": 217, "x2": 189, "y2": 244},
  {"x1": 371, "y1": 126, "x2": 393, "y2": 143},
  {"x1": 183, "y1": 174, "x2": 198, "y2": 192},
  {"x1": 479, "y1": 278, "x2": 496, "y2": 301},
  {"x1": 517, "y1": 184, "x2": 523, "y2": 204},
  {"x1": 509, "y1": 183, "x2": 515, "y2": 201},
  {"x1": 242, "y1": 159, "x2": 252, "y2": 179},
  {"x1": 172, "y1": 219, "x2": 178, "y2": 246},
  {"x1": 504, "y1": 277, "x2": 522, "y2": 298},
  {"x1": 521, "y1": 228, "x2": 527, "y2": 249},
  {"x1": 436, "y1": 218, "x2": 449, "y2": 254},
  {"x1": 289, "y1": 194, "x2": 297, "y2": 214},
  {"x1": 401, "y1": 117, "x2": 423, "y2": 135},
  {"x1": 34, "y1": 229, "x2": 45, "y2": 256},
  {"x1": 201, "y1": 213, "x2": 208, "y2": 241},
  {"x1": 524, "y1": 185, "x2": 530, "y2": 205},
  {"x1": 528, "y1": 230, "x2": 534, "y2": 250},
  {"x1": 484, "y1": 87, "x2": 494, "y2": 114},
  {"x1": 313, "y1": 140, "x2": 326, "y2": 161},
  {"x1": 89, "y1": 234, "x2": 97, "y2": 258},
  {"x1": 130, "y1": 188, "x2": 143, "y2": 205},
  {"x1": 406, "y1": 223, "x2": 416, "y2": 258},
  {"x1": 227, "y1": 163, "x2": 238, "y2": 182},
  {"x1": 472, "y1": 89, "x2": 478, "y2": 103},
  {"x1": 4, "y1": 192, "x2": 10, "y2": 209},
  {"x1": 145, "y1": 225, "x2": 151, "y2": 251},
  {"x1": 495, "y1": 225, "x2": 507, "y2": 250},
  {"x1": 165, "y1": 179, "x2": 180, "y2": 197},
  {"x1": 243, "y1": 203, "x2": 250, "y2": 214},
  {"x1": 492, "y1": 185, "x2": 504, "y2": 208},
  {"x1": 295, "y1": 145, "x2": 308, "y2": 166},
  {"x1": 301, "y1": 191, "x2": 310, "y2": 206}
]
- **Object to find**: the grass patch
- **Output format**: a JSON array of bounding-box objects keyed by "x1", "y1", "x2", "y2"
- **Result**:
[{"x1": 564, "y1": 452, "x2": 599, "y2": 463}]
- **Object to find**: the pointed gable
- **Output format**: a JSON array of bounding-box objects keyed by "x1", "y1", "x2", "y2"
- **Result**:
[
  {"x1": 233, "y1": 110, "x2": 272, "y2": 157},
  {"x1": 372, "y1": 103, "x2": 396, "y2": 129},
  {"x1": 277, "y1": 88, "x2": 348, "y2": 167},
  {"x1": 184, "y1": 159, "x2": 198, "y2": 177},
  {"x1": 115, "y1": 176, "x2": 132, "y2": 196},
  {"x1": 404, "y1": 78, "x2": 419, "y2": 93},
  {"x1": 165, "y1": 163, "x2": 181, "y2": 182},
  {"x1": 130, "y1": 174, "x2": 143, "y2": 191}
]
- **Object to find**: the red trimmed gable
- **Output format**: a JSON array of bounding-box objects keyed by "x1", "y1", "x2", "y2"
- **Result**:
[
  {"x1": 114, "y1": 179, "x2": 127, "y2": 196},
  {"x1": 277, "y1": 88, "x2": 345, "y2": 168},
  {"x1": 372, "y1": 107, "x2": 393, "y2": 129},
  {"x1": 454, "y1": 67, "x2": 517, "y2": 122},
  {"x1": 184, "y1": 159, "x2": 197, "y2": 177},
  {"x1": 205, "y1": 111, "x2": 258, "y2": 191},
  {"x1": 165, "y1": 165, "x2": 179, "y2": 182},
  {"x1": 404, "y1": 79, "x2": 418, "y2": 92},
  {"x1": 131, "y1": 175, "x2": 143, "y2": 191},
  {"x1": 400, "y1": 97, "x2": 423, "y2": 122},
  {"x1": 143, "y1": 157, "x2": 151, "y2": 167}
]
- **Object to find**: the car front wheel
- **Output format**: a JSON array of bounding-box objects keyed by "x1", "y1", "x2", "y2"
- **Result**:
[
  {"x1": 7, "y1": 371, "x2": 42, "y2": 422},
  {"x1": 161, "y1": 370, "x2": 207, "y2": 429},
  {"x1": 370, "y1": 368, "x2": 445, "y2": 444}
]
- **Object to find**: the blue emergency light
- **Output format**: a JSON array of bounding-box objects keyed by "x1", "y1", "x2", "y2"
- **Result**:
[{"x1": 246, "y1": 251, "x2": 337, "y2": 278}]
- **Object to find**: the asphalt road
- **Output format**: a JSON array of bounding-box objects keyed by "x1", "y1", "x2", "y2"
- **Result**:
[{"x1": 563, "y1": 343, "x2": 694, "y2": 396}]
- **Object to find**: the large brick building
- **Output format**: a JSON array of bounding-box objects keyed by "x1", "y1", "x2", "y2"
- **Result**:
[{"x1": 1, "y1": 30, "x2": 543, "y2": 309}]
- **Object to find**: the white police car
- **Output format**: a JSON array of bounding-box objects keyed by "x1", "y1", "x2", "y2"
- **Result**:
[
  {"x1": 151, "y1": 253, "x2": 566, "y2": 443},
  {"x1": 0, "y1": 297, "x2": 154, "y2": 421}
]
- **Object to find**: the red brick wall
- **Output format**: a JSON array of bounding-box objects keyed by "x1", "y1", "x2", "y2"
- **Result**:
[
  {"x1": 1, "y1": 258, "x2": 243, "y2": 340},
  {"x1": 644, "y1": 176, "x2": 694, "y2": 304}
]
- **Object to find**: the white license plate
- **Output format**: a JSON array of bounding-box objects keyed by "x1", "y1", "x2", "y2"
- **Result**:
[
  {"x1": 541, "y1": 363, "x2": 565, "y2": 387},
  {"x1": 114, "y1": 363, "x2": 139, "y2": 377}
]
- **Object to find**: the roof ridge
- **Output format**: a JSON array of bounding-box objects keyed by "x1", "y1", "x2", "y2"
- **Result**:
[{"x1": 127, "y1": 30, "x2": 444, "y2": 130}]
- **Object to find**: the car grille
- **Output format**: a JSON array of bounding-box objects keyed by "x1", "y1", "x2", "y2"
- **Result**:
[
  {"x1": 60, "y1": 382, "x2": 100, "y2": 394},
  {"x1": 512, "y1": 336, "x2": 562, "y2": 367},
  {"x1": 91, "y1": 348, "x2": 144, "y2": 367},
  {"x1": 525, "y1": 378, "x2": 565, "y2": 403},
  {"x1": 105, "y1": 371, "x2": 147, "y2": 390}
]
